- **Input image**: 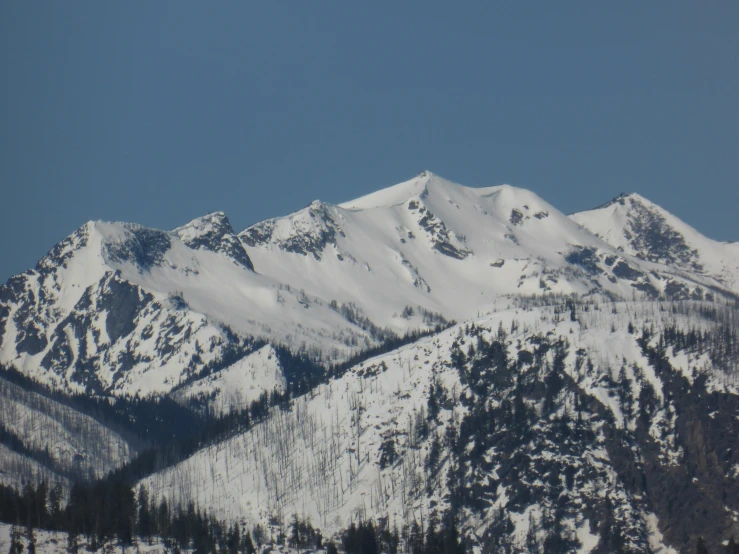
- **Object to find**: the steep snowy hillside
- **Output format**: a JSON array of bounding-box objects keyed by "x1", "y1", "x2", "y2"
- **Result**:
[
  {"x1": 142, "y1": 297, "x2": 739, "y2": 552},
  {"x1": 0, "y1": 375, "x2": 133, "y2": 488},
  {"x1": 571, "y1": 193, "x2": 739, "y2": 294},
  {"x1": 172, "y1": 344, "x2": 286, "y2": 415},
  {"x1": 0, "y1": 445, "x2": 67, "y2": 491}
]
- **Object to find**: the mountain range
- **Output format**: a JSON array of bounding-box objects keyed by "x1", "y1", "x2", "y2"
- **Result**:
[{"x1": 1, "y1": 172, "x2": 738, "y2": 553}]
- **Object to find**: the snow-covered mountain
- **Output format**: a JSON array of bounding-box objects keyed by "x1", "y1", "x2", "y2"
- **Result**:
[
  {"x1": 2, "y1": 172, "x2": 733, "y2": 398},
  {"x1": 1, "y1": 171, "x2": 738, "y2": 552},
  {"x1": 571, "y1": 192, "x2": 739, "y2": 296},
  {"x1": 0, "y1": 214, "x2": 377, "y2": 396},
  {"x1": 241, "y1": 172, "x2": 728, "y2": 320}
]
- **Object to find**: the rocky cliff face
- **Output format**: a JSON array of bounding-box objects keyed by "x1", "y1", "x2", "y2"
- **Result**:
[{"x1": 571, "y1": 193, "x2": 739, "y2": 296}]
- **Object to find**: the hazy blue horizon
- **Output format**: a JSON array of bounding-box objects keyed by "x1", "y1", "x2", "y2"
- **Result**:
[{"x1": 1, "y1": 1, "x2": 737, "y2": 282}]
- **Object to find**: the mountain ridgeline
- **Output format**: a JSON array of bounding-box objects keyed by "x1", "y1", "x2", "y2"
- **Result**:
[{"x1": 1, "y1": 172, "x2": 738, "y2": 553}]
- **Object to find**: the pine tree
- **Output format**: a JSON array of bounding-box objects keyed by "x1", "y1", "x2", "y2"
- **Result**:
[
  {"x1": 25, "y1": 526, "x2": 36, "y2": 554},
  {"x1": 525, "y1": 512, "x2": 539, "y2": 553},
  {"x1": 9, "y1": 525, "x2": 22, "y2": 554},
  {"x1": 33, "y1": 482, "x2": 47, "y2": 530},
  {"x1": 137, "y1": 485, "x2": 151, "y2": 543},
  {"x1": 251, "y1": 525, "x2": 265, "y2": 549},
  {"x1": 226, "y1": 524, "x2": 240, "y2": 554},
  {"x1": 424, "y1": 519, "x2": 441, "y2": 554},
  {"x1": 157, "y1": 498, "x2": 170, "y2": 541},
  {"x1": 289, "y1": 514, "x2": 301, "y2": 549},
  {"x1": 380, "y1": 438, "x2": 397, "y2": 469},
  {"x1": 426, "y1": 432, "x2": 442, "y2": 475},
  {"x1": 242, "y1": 530, "x2": 256, "y2": 554},
  {"x1": 48, "y1": 484, "x2": 62, "y2": 530},
  {"x1": 378, "y1": 524, "x2": 399, "y2": 554},
  {"x1": 408, "y1": 521, "x2": 424, "y2": 554},
  {"x1": 66, "y1": 530, "x2": 79, "y2": 554},
  {"x1": 113, "y1": 482, "x2": 135, "y2": 546}
]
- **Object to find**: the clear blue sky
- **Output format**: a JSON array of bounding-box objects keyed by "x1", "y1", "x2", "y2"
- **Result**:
[{"x1": 1, "y1": 1, "x2": 737, "y2": 282}]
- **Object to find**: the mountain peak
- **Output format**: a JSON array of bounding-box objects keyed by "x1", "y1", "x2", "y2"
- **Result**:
[
  {"x1": 173, "y1": 212, "x2": 254, "y2": 270},
  {"x1": 34, "y1": 220, "x2": 97, "y2": 273},
  {"x1": 176, "y1": 211, "x2": 231, "y2": 229},
  {"x1": 339, "y1": 171, "x2": 463, "y2": 210},
  {"x1": 570, "y1": 192, "x2": 728, "y2": 276},
  {"x1": 589, "y1": 192, "x2": 659, "y2": 213}
]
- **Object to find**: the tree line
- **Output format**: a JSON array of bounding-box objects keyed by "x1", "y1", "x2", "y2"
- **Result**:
[{"x1": 0, "y1": 478, "x2": 469, "y2": 554}]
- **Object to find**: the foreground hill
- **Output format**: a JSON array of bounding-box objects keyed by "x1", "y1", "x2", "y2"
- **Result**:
[{"x1": 143, "y1": 297, "x2": 739, "y2": 552}]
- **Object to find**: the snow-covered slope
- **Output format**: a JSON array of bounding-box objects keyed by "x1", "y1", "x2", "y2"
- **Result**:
[
  {"x1": 0, "y1": 217, "x2": 376, "y2": 395},
  {"x1": 142, "y1": 297, "x2": 739, "y2": 551},
  {"x1": 571, "y1": 193, "x2": 739, "y2": 294},
  {"x1": 0, "y1": 375, "x2": 133, "y2": 488},
  {"x1": 0, "y1": 172, "x2": 734, "y2": 398},
  {"x1": 172, "y1": 344, "x2": 286, "y2": 415},
  {"x1": 242, "y1": 172, "x2": 722, "y2": 325},
  {"x1": 0, "y1": 445, "x2": 67, "y2": 491}
]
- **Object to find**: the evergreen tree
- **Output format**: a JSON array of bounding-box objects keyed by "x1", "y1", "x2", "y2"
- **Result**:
[
  {"x1": 442, "y1": 515, "x2": 464, "y2": 554},
  {"x1": 357, "y1": 521, "x2": 378, "y2": 554},
  {"x1": 66, "y1": 530, "x2": 79, "y2": 554},
  {"x1": 525, "y1": 512, "x2": 539, "y2": 554},
  {"x1": 137, "y1": 485, "x2": 151, "y2": 543},
  {"x1": 378, "y1": 523, "x2": 399, "y2": 554},
  {"x1": 33, "y1": 483, "x2": 47, "y2": 531},
  {"x1": 424, "y1": 519, "x2": 443, "y2": 554},
  {"x1": 427, "y1": 380, "x2": 442, "y2": 422},
  {"x1": 408, "y1": 521, "x2": 424, "y2": 554},
  {"x1": 157, "y1": 498, "x2": 170, "y2": 541},
  {"x1": 25, "y1": 526, "x2": 36, "y2": 554},
  {"x1": 9, "y1": 525, "x2": 23, "y2": 554},
  {"x1": 342, "y1": 522, "x2": 358, "y2": 554},
  {"x1": 289, "y1": 514, "x2": 301, "y2": 549},
  {"x1": 379, "y1": 438, "x2": 397, "y2": 469},
  {"x1": 113, "y1": 482, "x2": 135, "y2": 546},
  {"x1": 241, "y1": 530, "x2": 255, "y2": 554},
  {"x1": 426, "y1": 432, "x2": 442, "y2": 475},
  {"x1": 251, "y1": 525, "x2": 265, "y2": 549},
  {"x1": 226, "y1": 524, "x2": 240, "y2": 554},
  {"x1": 48, "y1": 484, "x2": 62, "y2": 530}
]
